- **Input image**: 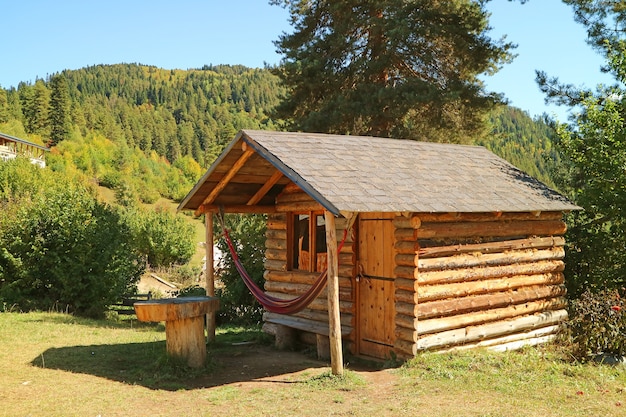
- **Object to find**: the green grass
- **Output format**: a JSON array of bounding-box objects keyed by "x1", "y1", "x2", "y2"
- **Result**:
[
  {"x1": 398, "y1": 347, "x2": 626, "y2": 416},
  {"x1": 2, "y1": 312, "x2": 626, "y2": 416}
]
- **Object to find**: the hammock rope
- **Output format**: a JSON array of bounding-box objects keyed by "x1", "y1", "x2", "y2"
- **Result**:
[{"x1": 218, "y1": 213, "x2": 348, "y2": 315}]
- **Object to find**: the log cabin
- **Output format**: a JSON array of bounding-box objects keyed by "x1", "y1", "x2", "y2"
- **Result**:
[{"x1": 178, "y1": 129, "x2": 580, "y2": 362}]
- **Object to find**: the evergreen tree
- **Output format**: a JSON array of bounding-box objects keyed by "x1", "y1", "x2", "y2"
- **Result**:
[
  {"x1": 270, "y1": 0, "x2": 515, "y2": 142},
  {"x1": 48, "y1": 74, "x2": 72, "y2": 146},
  {"x1": 167, "y1": 138, "x2": 181, "y2": 162},
  {"x1": 0, "y1": 88, "x2": 9, "y2": 123},
  {"x1": 6, "y1": 89, "x2": 23, "y2": 121},
  {"x1": 23, "y1": 80, "x2": 50, "y2": 135},
  {"x1": 18, "y1": 83, "x2": 34, "y2": 131}
]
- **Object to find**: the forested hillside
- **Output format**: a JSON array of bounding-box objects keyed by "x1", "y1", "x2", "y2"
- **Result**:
[
  {"x1": 482, "y1": 106, "x2": 559, "y2": 188},
  {"x1": 0, "y1": 64, "x2": 284, "y2": 203},
  {"x1": 0, "y1": 63, "x2": 558, "y2": 201},
  {"x1": 61, "y1": 64, "x2": 283, "y2": 163}
]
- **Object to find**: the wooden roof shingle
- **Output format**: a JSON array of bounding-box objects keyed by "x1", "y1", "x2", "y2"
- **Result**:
[{"x1": 178, "y1": 130, "x2": 580, "y2": 215}]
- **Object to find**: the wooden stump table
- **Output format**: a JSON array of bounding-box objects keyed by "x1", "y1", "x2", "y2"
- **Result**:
[{"x1": 134, "y1": 296, "x2": 219, "y2": 368}]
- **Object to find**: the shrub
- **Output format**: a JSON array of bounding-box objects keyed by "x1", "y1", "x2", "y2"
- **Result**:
[
  {"x1": 215, "y1": 214, "x2": 266, "y2": 325},
  {"x1": 0, "y1": 156, "x2": 48, "y2": 201},
  {"x1": 176, "y1": 285, "x2": 206, "y2": 298},
  {"x1": 568, "y1": 288, "x2": 626, "y2": 361},
  {"x1": 99, "y1": 170, "x2": 122, "y2": 189},
  {"x1": 138, "y1": 187, "x2": 161, "y2": 204},
  {"x1": 0, "y1": 163, "x2": 144, "y2": 317},
  {"x1": 122, "y1": 206, "x2": 195, "y2": 269},
  {"x1": 169, "y1": 264, "x2": 202, "y2": 286},
  {"x1": 114, "y1": 180, "x2": 140, "y2": 207}
]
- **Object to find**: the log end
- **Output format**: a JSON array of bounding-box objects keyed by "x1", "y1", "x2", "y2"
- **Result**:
[{"x1": 134, "y1": 296, "x2": 219, "y2": 322}]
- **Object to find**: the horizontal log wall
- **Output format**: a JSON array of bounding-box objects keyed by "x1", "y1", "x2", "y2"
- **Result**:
[
  {"x1": 262, "y1": 200, "x2": 356, "y2": 346},
  {"x1": 393, "y1": 211, "x2": 568, "y2": 359}
]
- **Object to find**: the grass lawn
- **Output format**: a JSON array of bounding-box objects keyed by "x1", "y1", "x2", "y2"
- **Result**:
[{"x1": 1, "y1": 311, "x2": 626, "y2": 416}]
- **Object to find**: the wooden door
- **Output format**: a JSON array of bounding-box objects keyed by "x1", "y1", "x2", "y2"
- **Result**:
[{"x1": 357, "y1": 213, "x2": 396, "y2": 359}]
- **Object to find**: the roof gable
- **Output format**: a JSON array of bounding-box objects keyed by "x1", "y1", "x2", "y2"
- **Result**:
[{"x1": 178, "y1": 130, "x2": 580, "y2": 215}]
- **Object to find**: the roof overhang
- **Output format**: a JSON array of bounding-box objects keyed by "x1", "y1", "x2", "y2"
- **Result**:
[
  {"x1": 177, "y1": 130, "x2": 340, "y2": 216},
  {"x1": 179, "y1": 129, "x2": 581, "y2": 217}
]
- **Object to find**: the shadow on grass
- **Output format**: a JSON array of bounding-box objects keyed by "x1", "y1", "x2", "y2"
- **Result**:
[
  {"x1": 22, "y1": 311, "x2": 165, "y2": 332},
  {"x1": 32, "y1": 340, "x2": 328, "y2": 391}
]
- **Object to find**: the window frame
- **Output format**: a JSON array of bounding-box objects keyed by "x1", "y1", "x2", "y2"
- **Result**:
[{"x1": 288, "y1": 211, "x2": 327, "y2": 272}]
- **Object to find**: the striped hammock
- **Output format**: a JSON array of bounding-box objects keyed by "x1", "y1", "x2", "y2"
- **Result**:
[{"x1": 220, "y1": 220, "x2": 347, "y2": 315}]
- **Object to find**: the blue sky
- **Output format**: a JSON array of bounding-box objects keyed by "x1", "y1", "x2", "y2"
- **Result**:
[{"x1": 1, "y1": 0, "x2": 613, "y2": 121}]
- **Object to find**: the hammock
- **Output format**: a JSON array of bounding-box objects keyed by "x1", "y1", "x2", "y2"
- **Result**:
[{"x1": 220, "y1": 217, "x2": 348, "y2": 315}]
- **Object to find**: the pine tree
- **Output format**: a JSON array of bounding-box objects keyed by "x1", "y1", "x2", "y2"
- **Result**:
[
  {"x1": 22, "y1": 80, "x2": 50, "y2": 136},
  {"x1": 270, "y1": 0, "x2": 514, "y2": 143},
  {"x1": 48, "y1": 74, "x2": 72, "y2": 146},
  {"x1": 0, "y1": 88, "x2": 9, "y2": 124}
]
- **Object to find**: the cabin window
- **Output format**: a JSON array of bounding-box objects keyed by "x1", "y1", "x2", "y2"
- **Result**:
[{"x1": 290, "y1": 212, "x2": 327, "y2": 272}]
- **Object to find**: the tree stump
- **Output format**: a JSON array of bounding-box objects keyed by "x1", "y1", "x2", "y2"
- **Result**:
[{"x1": 134, "y1": 296, "x2": 219, "y2": 368}]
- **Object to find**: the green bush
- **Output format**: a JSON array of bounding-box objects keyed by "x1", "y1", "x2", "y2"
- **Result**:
[
  {"x1": 176, "y1": 285, "x2": 206, "y2": 298},
  {"x1": 122, "y1": 207, "x2": 195, "y2": 269},
  {"x1": 169, "y1": 264, "x2": 202, "y2": 286},
  {"x1": 114, "y1": 180, "x2": 140, "y2": 207},
  {"x1": 98, "y1": 170, "x2": 122, "y2": 189},
  {"x1": 568, "y1": 288, "x2": 626, "y2": 361},
  {"x1": 0, "y1": 161, "x2": 144, "y2": 317},
  {"x1": 0, "y1": 156, "x2": 48, "y2": 202},
  {"x1": 214, "y1": 214, "x2": 266, "y2": 325},
  {"x1": 138, "y1": 187, "x2": 161, "y2": 205}
]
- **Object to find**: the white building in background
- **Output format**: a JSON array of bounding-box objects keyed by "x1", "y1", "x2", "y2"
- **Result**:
[{"x1": 0, "y1": 132, "x2": 48, "y2": 167}]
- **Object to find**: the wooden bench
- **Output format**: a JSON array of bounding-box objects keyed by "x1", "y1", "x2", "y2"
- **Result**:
[
  {"x1": 263, "y1": 314, "x2": 351, "y2": 337},
  {"x1": 111, "y1": 292, "x2": 153, "y2": 315},
  {"x1": 262, "y1": 313, "x2": 352, "y2": 359}
]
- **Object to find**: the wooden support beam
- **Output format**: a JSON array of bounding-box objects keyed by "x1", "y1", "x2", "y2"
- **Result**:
[
  {"x1": 414, "y1": 211, "x2": 563, "y2": 223},
  {"x1": 196, "y1": 204, "x2": 277, "y2": 216},
  {"x1": 247, "y1": 170, "x2": 283, "y2": 206},
  {"x1": 324, "y1": 210, "x2": 344, "y2": 376},
  {"x1": 416, "y1": 272, "x2": 564, "y2": 303},
  {"x1": 199, "y1": 148, "x2": 255, "y2": 207},
  {"x1": 276, "y1": 201, "x2": 325, "y2": 213},
  {"x1": 205, "y1": 214, "x2": 216, "y2": 343},
  {"x1": 414, "y1": 284, "x2": 566, "y2": 320}
]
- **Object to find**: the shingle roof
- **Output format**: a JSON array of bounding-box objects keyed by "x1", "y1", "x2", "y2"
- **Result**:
[{"x1": 179, "y1": 129, "x2": 580, "y2": 215}]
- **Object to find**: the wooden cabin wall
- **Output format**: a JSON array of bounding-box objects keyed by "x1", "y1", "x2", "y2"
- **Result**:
[
  {"x1": 262, "y1": 187, "x2": 357, "y2": 349},
  {"x1": 394, "y1": 212, "x2": 568, "y2": 359}
]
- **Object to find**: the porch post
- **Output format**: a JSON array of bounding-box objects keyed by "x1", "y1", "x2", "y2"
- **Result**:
[
  {"x1": 205, "y1": 213, "x2": 216, "y2": 342},
  {"x1": 324, "y1": 210, "x2": 344, "y2": 376}
]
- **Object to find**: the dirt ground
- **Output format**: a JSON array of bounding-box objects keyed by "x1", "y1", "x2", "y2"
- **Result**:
[
  {"x1": 185, "y1": 343, "x2": 405, "y2": 417},
  {"x1": 197, "y1": 343, "x2": 395, "y2": 389}
]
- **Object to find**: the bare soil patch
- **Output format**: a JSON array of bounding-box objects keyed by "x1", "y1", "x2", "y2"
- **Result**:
[{"x1": 199, "y1": 343, "x2": 394, "y2": 389}]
